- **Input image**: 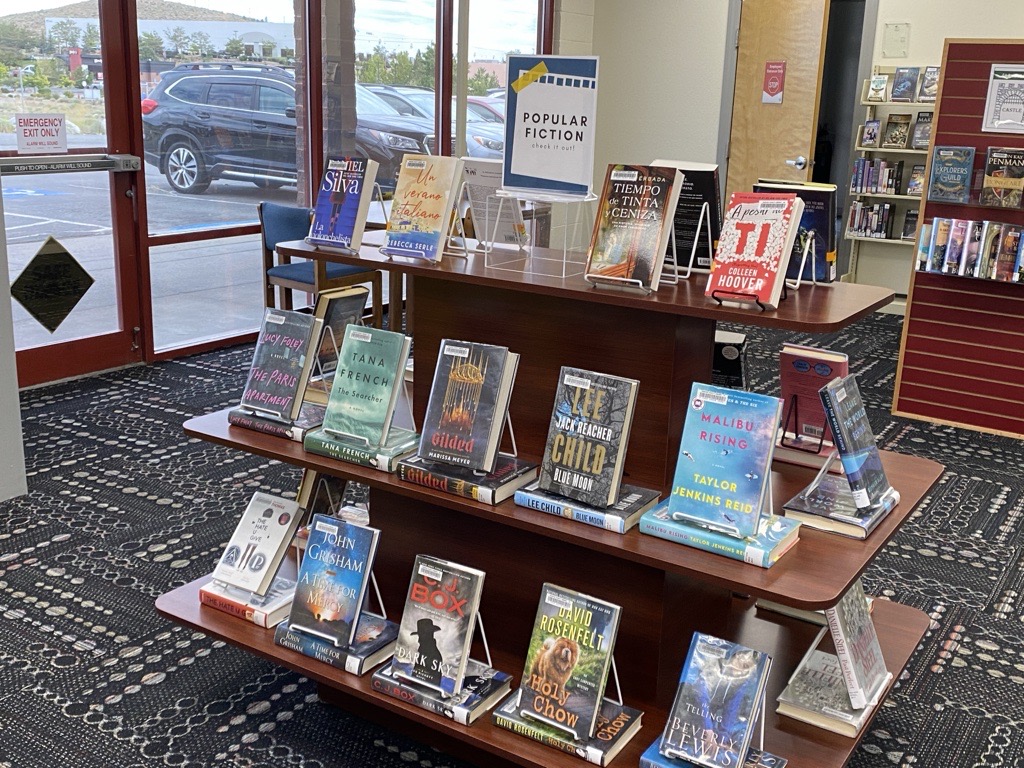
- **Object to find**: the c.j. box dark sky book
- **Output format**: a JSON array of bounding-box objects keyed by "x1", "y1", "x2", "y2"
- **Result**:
[
  {"x1": 287, "y1": 514, "x2": 380, "y2": 648},
  {"x1": 418, "y1": 339, "x2": 520, "y2": 473},
  {"x1": 239, "y1": 308, "x2": 319, "y2": 422},
  {"x1": 653, "y1": 159, "x2": 722, "y2": 270},
  {"x1": 520, "y1": 583, "x2": 621, "y2": 741},
  {"x1": 660, "y1": 633, "x2": 772, "y2": 768},
  {"x1": 392, "y1": 555, "x2": 485, "y2": 698},
  {"x1": 306, "y1": 155, "x2": 379, "y2": 251},
  {"x1": 538, "y1": 366, "x2": 639, "y2": 508},
  {"x1": 668, "y1": 383, "x2": 783, "y2": 539}
]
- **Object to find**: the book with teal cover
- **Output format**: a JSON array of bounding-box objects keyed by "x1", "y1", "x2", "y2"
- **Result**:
[
  {"x1": 321, "y1": 325, "x2": 411, "y2": 448},
  {"x1": 668, "y1": 383, "x2": 783, "y2": 539},
  {"x1": 288, "y1": 515, "x2": 380, "y2": 648},
  {"x1": 927, "y1": 146, "x2": 975, "y2": 204},
  {"x1": 303, "y1": 426, "x2": 418, "y2": 473},
  {"x1": 660, "y1": 633, "x2": 772, "y2": 768}
]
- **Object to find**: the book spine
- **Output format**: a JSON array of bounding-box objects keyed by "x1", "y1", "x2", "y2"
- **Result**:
[
  {"x1": 825, "y1": 606, "x2": 869, "y2": 709},
  {"x1": 397, "y1": 462, "x2": 485, "y2": 502},
  {"x1": 513, "y1": 489, "x2": 626, "y2": 534},
  {"x1": 228, "y1": 410, "x2": 300, "y2": 441},
  {"x1": 492, "y1": 711, "x2": 591, "y2": 762},
  {"x1": 371, "y1": 674, "x2": 469, "y2": 724},
  {"x1": 638, "y1": 518, "x2": 772, "y2": 567},
  {"x1": 304, "y1": 431, "x2": 381, "y2": 469},
  {"x1": 274, "y1": 623, "x2": 360, "y2": 674},
  {"x1": 199, "y1": 587, "x2": 270, "y2": 626}
]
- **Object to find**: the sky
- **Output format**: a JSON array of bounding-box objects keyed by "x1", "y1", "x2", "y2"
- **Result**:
[{"x1": 14, "y1": 0, "x2": 537, "y2": 61}]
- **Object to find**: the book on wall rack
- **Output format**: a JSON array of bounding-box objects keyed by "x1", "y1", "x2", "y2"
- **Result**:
[
  {"x1": 918, "y1": 65, "x2": 940, "y2": 102},
  {"x1": 858, "y1": 119, "x2": 879, "y2": 148},
  {"x1": 584, "y1": 163, "x2": 683, "y2": 291},
  {"x1": 913, "y1": 222, "x2": 932, "y2": 272},
  {"x1": 641, "y1": 740, "x2": 788, "y2": 768},
  {"x1": 927, "y1": 146, "x2": 976, "y2": 204},
  {"x1": 238, "y1": 308, "x2": 321, "y2": 424},
  {"x1": 274, "y1": 614, "x2": 399, "y2": 676},
  {"x1": 976, "y1": 220, "x2": 1003, "y2": 279},
  {"x1": 211, "y1": 491, "x2": 303, "y2": 595},
  {"x1": 923, "y1": 217, "x2": 951, "y2": 272},
  {"x1": 783, "y1": 472, "x2": 900, "y2": 539},
  {"x1": 303, "y1": 286, "x2": 370, "y2": 405},
  {"x1": 901, "y1": 210, "x2": 920, "y2": 241},
  {"x1": 889, "y1": 66, "x2": 919, "y2": 102},
  {"x1": 228, "y1": 400, "x2": 326, "y2": 443},
  {"x1": 659, "y1": 632, "x2": 772, "y2": 768},
  {"x1": 979, "y1": 147, "x2": 1024, "y2": 208},
  {"x1": 825, "y1": 578, "x2": 891, "y2": 710},
  {"x1": 753, "y1": 179, "x2": 837, "y2": 283},
  {"x1": 705, "y1": 191, "x2": 804, "y2": 310},
  {"x1": 993, "y1": 224, "x2": 1022, "y2": 281},
  {"x1": 199, "y1": 571, "x2": 296, "y2": 628},
  {"x1": 910, "y1": 111, "x2": 933, "y2": 151},
  {"x1": 418, "y1": 339, "x2": 520, "y2": 473},
  {"x1": 537, "y1": 366, "x2": 640, "y2": 508},
  {"x1": 866, "y1": 73, "x2": 888, "y2": 102},
  {"x1": 503, "y1": 54, "x2": 599, "y2": 198},
  {"x1": 941, "y1": 218, "x2": 971, "y2": 275},
  {"x1": 306, "y1": 155, "x2": 379, "y2": 251},
  {"x1": 652, "y1": 158, "x2": 723, "y2": 271},
  {"x1": 514, "y1": 480, "x2": 660, "y2": 535},
  {"x1": 778, "y1": 342, "x2": 848, "y2": 456},
  {"x1": 961, "y1": 221, "x2": 983, "y2": 277},
  {"x1": 461, "y1": 157, "x2": 529, "y2": 247},
  {"x1": 383, "y1": 154, "x2": 464, "y2": 262},
  {"x1": 880, "y1": 113, "x2": 912, "y2": 149},
  {"x1": 373, "y1": 657, "x2": 512, "y2": 724}
]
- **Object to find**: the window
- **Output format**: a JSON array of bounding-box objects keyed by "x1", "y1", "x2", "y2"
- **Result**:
[
  {"x1": 167, "y1": 78, "x2": 208, "y2": 105},
  {"x1": 207, "y1": 82, "x2": 253, "y2": 110},
  {"x1": 259, "y1": 85, "x2": 294, "y2": 114}
]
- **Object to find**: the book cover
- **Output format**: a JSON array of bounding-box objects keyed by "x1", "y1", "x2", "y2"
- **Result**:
[
  {"x1": 978, "y1": 220, "x2": 1003, "y2": 279},
  {"x1": 538, "y1": 366, "x2": 640, "y2": 508},
  {"x1": 712, "y1": 330, "x2": 747, "y2": 389},
  {"x1": 306, "y1": 155, "x2": 379, "y2": 250},
  {"x1": 910, "y1": 111, "x2": 933, "y2": 151},
  {"x1": 503, "y1": 54, "x2": 599, "y2": 197},
  {"x1": 309, "y1": 286, "x2": 370, "y2": 388},
  {"x1": 660, "y1": 633, "x2": 772, "y2": 768},
  {"x1": 914, "y1": 222, "x2": 932, "y2": 272},
  {"x1": 211, "y1": 491, "x2": 302, "y2": 595},
  {"x1": 980, "y1": 147, "x2": 1024, "y2": 208},
  {"x1": 777, "y1": 646, "x2": 875, "y2": 738},
  {"x1": 493, "y1": 691, "x2": 643, "y2": 765},
  {"x1": 783, "y1": 472, "x2": 899, "y2": 539},
  {"x1": 639, "y1": 502, "x2": 800, "y2": 569},
  {"x1": 519, "y1": 583, "x2": 621, "y2": 741},
  {"x1": 706, "y1": 192, "x2": 804, "y2": 310},
  {"x1": 890, "y1": 67, "x2": 919, "y2": 102},
  {"x1": 858, "y1": 119, "x2": 880, "y2": 148},
  {"x1": 392, "y1": 555, "x2": 485, "y2": 697},
  {"x1": 825, "y1": 579, "x2": 890, "y2": 710},
  {"x1": 779, "y1": 343, "x2": 849, "y2": 445},
  {"x1": 927, "y1": 146, "x2": 975, "y2": 204},
  {"x1": 239, "y1": 308, "x2": 318, "y2": 422},
  {"x1": 585, "y1": 163, "x2": 682, "y2": 291},
  {"x1": 866, "y1": 74, "x2": 888, "y2": 102},
  {"x1": 199, "y1": 572, "x2": 296, "y2": 628},
  {"x1": 641, "y1": 739, "x2": 788, "y2": 768},
  {"x1": 818, "y1": 374, "x2": 893, "y2": 510},
  {"x1": 668, "y1": 383, "x2": 782, "y2": 539},
  {"x1": 880, "y1": 113, "x2": 912, "y2": 149},
  {"x1": 227, "y1": 401, "x2": 325, "y2": 442},
  {"x1": 288, "y1": 515, "x2": 380, "y2": 647},
  {"x1": 906, "y1": 164, "x2": 926, "y2": 196},
  {"x1": 941, "y1": 218, "x2": 970, "y2": 275},
  {"x1": 918, "y1": 65, "x2": 940, "y2": 102},
  {"x1": 961, "y1": 221, "x2": 983, "y2": 276},
  {"x1": 514, "y1": 481, "x2": 660, "y2": 535},
  {"x1": 652, "y1": 159, "x2": 722, "y2": 270},
  {"x1": 901, "y1": 210, "x2": 920, "y2": 241},
  {"x1": 418, "y1": 339, "x2": 519, "y2": 472},
  {"x1": 384, "y1": 154, "x2": 464, "y2": 262},
  {"x1": 926, "y1": 217, "x2": 951, "y2": 272},
  {"x1": 274, "y1": 614, "x2": 399, "y2": 676},
  {"x1": 993, "y1": 224, "x2": 1022, "y2": 281},
  {"x1": 396, "y1": 454, "x2": 539, "y2": 505},
  {"x1": 303, "y1": 426, "x2": 418, "y2": 473},
  {"x1": 372, "y1": 658, "x2": 512, "y2": 725},
  {"x1": 753, "y1": 180, "x2": 837, "y2": 283},
  {"x1": 321, "y1": 325, "x2": 410, "y2": 448},
  {"x1": 462, "y1": 157, "x2": 528, "y2": 246}
]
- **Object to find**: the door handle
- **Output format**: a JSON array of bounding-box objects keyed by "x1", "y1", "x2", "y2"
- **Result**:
[
  {"x1": 195, "y1": 110, "x2": 210, "y2": 119},
  {"x1": 785, "y1": 155, "x2": 810, "y2": 170},
  {"x1": 253, "y1": 121, "x2": 268, "y2": 129}
]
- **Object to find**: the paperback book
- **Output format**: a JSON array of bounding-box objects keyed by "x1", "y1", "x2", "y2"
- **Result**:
[
  {"x1": 538, "y1": 366, "x2": 640, "y2": 508},
  {"x1": 641, "y1": 740, "x2": 788, "y2": 768},
  {"x1": 396, "y1": 453, "x2": 539, "y2": 505},
  {"x1": 668, "y1": 383, "x2": 783, "y2": 539},
  {"x1": 825, "y1": 579, "x2": 890, "y2": 710},
  {"x1": 660, "y1": 633, "x2": 772, "y2": 768},
  {"x1": 303, "y1": 426, "x2": 419, "y2": 473},
  {"x1": 461, "y1": 157, "x2": 528, "y2": 247},
  {"x1": 514, "y1": 481, "x2": 660, "y2": 534},
  {"x1": 652, "y1": 158, "x2": 722, "y2": 271},
  {"x1": 918, "y1": 65, "x2": 940, "y2": 102},
  {"x1": 372, "y1": 657, "x2": 512, "y2": 725},
  {"x1": 880, "y1": 113, "x2": 911, "y2": 149},
  {"x1": 910, "y1": 111, "x2": 933, "y2": 151},
  {"x1": 199, "y1": 572, "x2": 296, "y2": 628},
  {"x1": 777, "y1": 642, "x2": 877, "y2": 738},
  {"x1": 927, "y1": 146, "x2": 975, "y2": 204},
  {"x1": 211, "y1": 491, "x2": 303, "y2": 595},
  {"x1": 392, "y1": 555, "x2": 485, "y2": 697},
  {"x1": 889, "y1": 66, "x2": 919, "y2": 102},
  {"x1": 383, "y1": 154, "x2": 465, "y2": 261},
  {"x1": 979, "y1": 146, "x2": 1024, "y2": 208},
  {"x1": 866, "y1": 74, "x2": 888, "y2": 102},
  {"x1": 782, "y1": 472, "x2": 900, "y2": 539},
  {"x1": 901, "y1": 210, "x2": 920, "y2": 241},
  {"x1": 585, "y1": 163, "x2": 683, "y2": 291},
  {"x1": 239, "y1": 308, "x2": 320, "y2": 422},
  {"x1": 306, "y1": 155, "x2": 379, "y2": 251},
  {"x1": 906, "y1": 164, "x2": 925, "y2": 196},
  {"x1": 858, "y1": 120, "x2": 879, "y2": 148},
  {"x1": 753, "y1": 180, "x2": 838, "y2": 283},
  {"x1": 274, "y1": 614, "x2": 398, "y2": 676}
]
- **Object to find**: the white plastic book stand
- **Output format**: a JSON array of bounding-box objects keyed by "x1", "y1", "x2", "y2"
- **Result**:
[
  {"x1": 675, "y1": 200, "x2": 715, "y2": 279},
  {"x1": 584, "y1": 228, "x2": 678, "y2": 295},
  {"x1": 604, "y1": 656, "x2": 623, "y2": 707},
  {"x1": 487, "y1": 188, "x2": 593, "y2": 278},
  {"x1": 469, "y1": 613, "x2": 494, "y2": 672},
  {"x1": 443, "y1": 180, "x2": 473, "y2": 260},
  {"x1": 785, "y1": 232, "x2": 819, "y2": 290},
  {"x1": 801, "y1": 448, "x2": 842, "y2": 499}
]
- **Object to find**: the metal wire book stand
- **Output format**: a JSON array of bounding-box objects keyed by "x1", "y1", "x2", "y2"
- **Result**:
[
  {"x1": 471, "y1": 411, "x2": 519, "y2": 478},
  {"x1": 377, "y1": 190, "x2": 465, "y2": 263},
  {"x1": 486, "y1": 189, "x2": 594, "y2": 278},
  {"x1": 779, "y1": 390, "x2": 829, "y2": 455},
  {"x1": 784, "y1": 231, "x2": 820, "y2": 290},
  {"x1": 673, "y1": 201, "x2": 716, "y2": 280},
  {"x1": 468, "y1": 613, "x2": 494, "y2": 675},
  {"x1": 584, "y1": 228, "x2": 679, "y2": 295}
]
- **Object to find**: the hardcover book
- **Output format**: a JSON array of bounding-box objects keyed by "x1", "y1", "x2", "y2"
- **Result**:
[
  {"x1": 961, "y1": 220, "x2": 983, "y2": 276},
  {"x1": 779, "y1": 343, "x2": 849, "y2": 447},
  {"x1": 706, "y1": 191, "x2": 804, "y2": 310},
  {"x1": 782, "y1": 472, "x2": 900, "y2": 539},
  {"x1": 901, "y1": 210, "x2": 919, "y2": 241},
  {"x1": 211, "y1": 491, "x2": 302, "y2": 595},
  {"x1": 383, "y1": 154, "x2": 465, "y2": 262},
  {"x1": 918, "y1": 65, "x2": 940, "y2": 102},
  {"x1": 538, "y1": 366, "x2": 640, "y2": 508},
  {"x1": 941, "y1": 218, "x2": 971, "y2": 275},
  {"x1": 641, "y1": 740, "x2": 788, "y2": 768},
  {"x1": 288, "y1": 515, "x2": 380, "y2": 648},
  {"x1": 306, "y1": 155, "x2": 379, "y2": 251},
  {"x1": 519, "y1": 583, "x2": 621, "y2": 741},
  {"x1": 753, "y1": 180, "x2": 838, "y2": 283},
  {"x1": 321, "y1": 325, "x2": 411, "y2": 448},
  {"x1": 914, "y1": 222, "x2": 932, "y2": 273},
  {"x1": 825, "y1": 579, "x2": 890, "y2": 710},
  {"x1": 461, "y1": 157, "x2": 528, "y2": 247},
  {"x1": 503, "y1": 54, "x2": 599, "y2": 197},
  {"x1": 585, "y1": 163, "x2": 683, "y2": 291},
  {"x1": 514, "y1": 481, "x2": 660, "y2": 535},
  {"x1": 866, "y1": 74, "x2": 888, "y2": 102},
  {"x1": 396, "y1": 454, "x2": 539, "y2": 505},
  {"x1": 906, "y1": 164, "x2": 926, "y2": 196},
  {"x1": 858, "y1": 119, "x2": 879, "y2": 148},
  {"x1": 668, "y1": 383, "x2": 783, "y2": 539},
  {"x1": 925, "y1": 217, "x2": 951, "y2": 272},
  {"x1": 818, "y1": 374, "x2": 894, "y2": 510},
  {"x1": 372, "y1": 658, "x2": 512, "y2": 725},
  {"x1": 880, "y1": 113, "x2": 912, "y2": 149},
  {"x1": 418, "y1": 339, "x2": 520, "y2": 473},
  {"x1": 777, "y1": 644, "x2": 877, "y2": 738},
  {"x1": 303, "y1": 426, "x2": 418, "y2": 473},
  {"x1": 228, "y1": 401, "x2": 325, "y2": 442},
  {"x1": 274, "y1": 614, "x2": 398, "y2": 676},
  {"x1": 652, "y1": 158, "x2": 723, "y2": 271},
  {"x1": 660, "y1": 633, "x2": 772, "y2": 768},
  {"x1": 910, "y1": 111, "x2": 933, "y2": 151},
  {"x1": 199, "y1": 572, "x2": 296, "y2": 628},
  {"x1": 927, "y1": 146, "x2": 975, "y2": 204},
  {"x1": 239, "y1": 308, "x2": 319, "y2": 422},
  {"x1": 993, "y1": 224, "x2": 1022, "y2": 281},
  {"x1": 980, "y1": 147, "x2": 1024, "y2": 208},
  {"x1": 889, "y1": 66, "x2": 919, "y2": 102},
  {"x1": 978, "y1": 220, "x2": 1004, "y2": 279},
  {"x1": 392, "y1": 555, "x2": 485, "y2": 697},
  {"x1": 304, "y1": 286, "x2": 370, "y2": 404},
  {"x1": 712, "y1": 330, "x2": 747, "y2": 389},
  {"x1": 493, "y1": 691, "x2": 643, "y2": 765}
]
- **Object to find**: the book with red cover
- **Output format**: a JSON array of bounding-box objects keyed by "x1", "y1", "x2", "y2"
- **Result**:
[
  {"x1": 705, "y1": 192, "x2": 804, "y2": 310},
  {"x1": 779, "y1": 343, "x2": 849, "y2": 451}
]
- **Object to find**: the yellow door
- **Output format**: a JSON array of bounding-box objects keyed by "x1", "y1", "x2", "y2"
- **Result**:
[{"x1": 725, "y1": 0, "x2": 831, "y2": 196}]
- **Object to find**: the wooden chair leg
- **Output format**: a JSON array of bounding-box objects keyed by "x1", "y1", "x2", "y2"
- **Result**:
[
  {"x1": 370, "y1": 272, "x2": 384, "y2": 329},
  {"x1": 279, "y1": 285, "x2": 293, "y2": 311}
]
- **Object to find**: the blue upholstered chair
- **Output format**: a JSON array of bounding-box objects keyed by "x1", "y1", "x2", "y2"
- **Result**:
[{"x1": 258, "y1": 201, "x2": 383, "y2": 327}]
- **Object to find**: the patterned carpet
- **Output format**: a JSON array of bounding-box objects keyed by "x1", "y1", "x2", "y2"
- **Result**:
[{"x1": 1, "y1": 311, "x2": 1022, "y2": 767}]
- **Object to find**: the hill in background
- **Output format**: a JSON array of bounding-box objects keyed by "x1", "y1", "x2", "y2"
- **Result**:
[{"x1": 2, "y1": 0, "x2": 256, "y2": 37}]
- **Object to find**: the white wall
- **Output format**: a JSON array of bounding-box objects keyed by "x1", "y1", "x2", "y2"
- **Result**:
[{"x1": 0, "y1": 193, "x2": 27, "y2": 503}]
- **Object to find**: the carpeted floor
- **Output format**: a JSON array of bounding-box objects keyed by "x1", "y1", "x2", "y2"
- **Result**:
[{"x1": 1, "y1": 311, "x2": 1022, "y2": 767}]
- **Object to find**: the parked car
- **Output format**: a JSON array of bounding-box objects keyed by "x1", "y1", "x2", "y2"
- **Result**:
[
  {"x1": 466, "y1": 95, "x2": 505, "y2": 123},
  {"x1": 141, "y1": 63, "x2": 438, "y2": 193}
]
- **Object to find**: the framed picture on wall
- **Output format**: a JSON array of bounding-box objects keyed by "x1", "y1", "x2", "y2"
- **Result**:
[{"x1": 982, "y1": 63, "x2": 1024, "y2": 134}]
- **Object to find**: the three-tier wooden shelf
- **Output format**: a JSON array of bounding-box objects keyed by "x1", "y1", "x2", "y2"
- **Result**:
[{"x1": 157, "y1": 240, "x2": 942, "y2": 768}]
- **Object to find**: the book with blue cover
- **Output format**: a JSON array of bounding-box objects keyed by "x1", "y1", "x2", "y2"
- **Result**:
[
  {"x1": 669, "y1": 383, "x2": 783, "y2": 539},
  {"x1": 927, "y1": 146, "x2": 976, "y2": 204},
  {"x1": 754, "y1": 180, "x2": 838, "y2": 283},
  {"x1": 514, "y1": 481, "x2": 660, "y2": 534},
  {"x1": 306, "y1": 156, "x2": 379, "y2": 251},
  {"x1": 660, "y1": 633, "x2": 772, "y2": 768},
  {"x1": 641, "y1": 739, "x2": 788, "y2": 768}
]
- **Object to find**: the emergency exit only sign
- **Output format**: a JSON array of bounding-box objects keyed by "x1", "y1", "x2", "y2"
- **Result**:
[{"x1": 15, "y1": 114, "x2": 67, "y2": 155}]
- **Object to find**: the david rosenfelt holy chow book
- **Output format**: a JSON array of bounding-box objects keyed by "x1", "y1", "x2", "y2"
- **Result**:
[
  {"x1": 274, "y1": 613, "x2": 399, "y2": 676},
  {"x1": 372, "y1": 657, "x2": 512, "y2": 725},
  {"x1": 660, "y1": 633, "x2": 772, "y2": 768}
]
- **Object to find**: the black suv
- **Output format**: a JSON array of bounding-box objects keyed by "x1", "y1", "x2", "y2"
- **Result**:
[{"x1": 141, "y1": 63, "x2": 439, "y2": 193}]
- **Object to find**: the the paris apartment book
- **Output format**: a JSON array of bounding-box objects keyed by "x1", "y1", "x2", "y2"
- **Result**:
[
  {"x1": 228, "y1": 401, "x2": 325, "y2": 443},
  {"x1": 211, "y1": 491, "x2": 302, "y2": 595},
  {"x1": 782, "y1": 472, "x2": 900, "y2": 539},
  {"x1": 584, "y1": 163, "x2": 683, "y2": 291},
  {"x1": 391, "y1": 555, "x2": 485, "y2": 698},
  {"x1": 753, "y1": 179, "x2": 838, "y2": 283},
  {"x1": 418, "y1": 339, "x2": 520, "y2": 473},
  {"x1": 383, "y1": 154, "x2": 464, "y2": 262},
  {"x1": 396, "y1": 453, "x2": 538, "y2": 505},
  {"x1": 461, "y1": 157, "x2": 528, "y2": 247},
  {"x1": 705, "y1": 191, "x2": 804, "y2": 310},
  {"x1": 306, "y1": 155, "x2": 379, "y2": 251},
  {"x1": 514, "y1": 481, "x2": 660, "y2": 535},
  {"x1": 538, "y1": 366, "x2": 640, "y2": 508},
  {"x1": 641, "y1": 741, "x2": 788, "y2": 768},
  {"x1": 238, "y1": 308, "x2": 321, "y2": 423},
  {"x1": 826, "y1": 579, "x2": 890, "y2": 710},
  {"x1": 660, "y1": 633, "x2": 772, "y2": 768},
  {"x1": 274, "y1": 614, "x2": 398, "y2": 676},
  {"x1": 652, "y1": 158, "x2": 722, "y2": 271},
  {"x1": 303, "y1": 286, "x2": 370, "y2": 405},
  {"x1": 372, "y1": 657, "x2": 512, "y2": 725}
]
